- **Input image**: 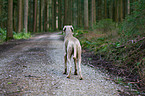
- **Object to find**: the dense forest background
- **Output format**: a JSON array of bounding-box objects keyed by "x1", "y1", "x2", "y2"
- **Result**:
[
  {"x1": 0, "y1": 0, "x2": 143, "y2": 39},
  {"x1": 0, "y1": 0, "x2": 145, "y2": 94}
]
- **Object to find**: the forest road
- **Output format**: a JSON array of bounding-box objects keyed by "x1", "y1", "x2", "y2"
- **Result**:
[{"x1": 0, "y1": 32, "x2": 123, "y2": 96}]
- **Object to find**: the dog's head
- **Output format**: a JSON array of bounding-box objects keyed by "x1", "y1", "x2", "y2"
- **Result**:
[{"x1": 62, "y1": 25, "x2": 74, "y2": 34}]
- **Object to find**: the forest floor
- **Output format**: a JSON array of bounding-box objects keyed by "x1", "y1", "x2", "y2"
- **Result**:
[{"x1": 0, "y1": 32, "x2": 125, "y2": 96}]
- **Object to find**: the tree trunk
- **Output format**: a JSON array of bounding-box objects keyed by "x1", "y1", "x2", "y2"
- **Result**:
[
  {"x1": 24, "y1": 0, "x2": 28, "y2": 33},
  {"x1": 13, "y1": 4, "x2": 17, "y2": 32},
  {"x1": 46, "y1": 0, "x2": 49, "y2": 31},
  {"x1": 18, "y1": 0, "x2": 22, "y2": 33},
  {"x1": 28, "y1": 0, "x2": 33, "y2": 32},
  {"x1": 97, "y1": 0, "x2": 102, "y2": 20},
  {"x1": 77, "y1": 0, "x2": 82, "y2": 27},
  {"x1": 127, "y1": 0, "x2": 130, "y2": 15},
  {"x1": 84, "y1": 0, "x2": 89, "y2": 29},
  {"x1": 40, "y1": 0, "x2": 44, "y2": 32},
  {"x1": 0, "y1": 1, "x2": 2, "y2": 16},
  {"x1": 7, "y1": 0, "x2": 13, "y2": 40},
  {"x1": 109, "y1": 0, "x2": 113, "y2": 19},
  {"x1": 52, "y1": 0, "x2": 56, "y2": 30},
  {"x1": 69, "y1": 0, "x2": 72, "y2": 25},
  {"x1": 64, "y1": 0, "x2": 68, "y2": 25},
  {"x1": 114, "y1": 0, "x2": 119, "y2": 22},
  {"x1": 73, "y1": 0, "x2": 77, "y2": 27},
  {"x1": 37, "y1": 0, "x2": 39, "y2": 32},
  {"x1": 120, "y1": 0, "x2": 123, "y2": 22},
  {"x1": 44, "y1": 0, "x2": 47, "y2": 32},
  {"x1": 104, "y1": 0, "x2": 107, "y2": 19},
  {"x1": 58, "y1": 0, "x2": 62, "y2": 30},
  {"x1": 33, "y1": 0, "x2": 37, "y2": 32},
  {"x1": 91, "y1": 0, "x2": 96, "y2": 28}
]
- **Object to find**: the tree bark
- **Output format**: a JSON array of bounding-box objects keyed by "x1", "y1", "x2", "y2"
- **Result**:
[
  {"x1": 64, "y1": 0, "x2": 68, "y2": 25},
  {"x1": 7, "y1": 0, "x2": 13, "y2": 40},
  {"x1": 40, "y1": 0, "x2": 44, "y2": 32},
  {"x1": 97, "y1": 0, "x2": 102, "y2": 20},
  {"x1": 46, "y1": 0, "x2": 49, "y2": 31},
  {"x1": 44, "y1": 0, "x2": 47, "y2": 31},
  {"x1": 91, "y1": 0, "x2": 96, "y2": 28},
  {"x1": 84, "y1": 0, "x2": 89, "y2": 29},
  {"x1": 77, "y1": 0, "x2": 82, "y2": 27},
  {"x1": 33, "y1": 0, "x2": 37, "y2": 32},
  {"x1": 18, "y1": 0, "x2": 22, "y2": 33},
  {"x1": 58, "y1": 0, "x2": 62, "y2": 30},
  {"x1": 127, "y1": 0, "x2": 130, "y2": 15},
  {"x1": 37, "y1": 0, "x2": 40, "y2": 32},
  {"x1": 52, "y1": 0, "x2": 56, "y2": 30},
  {"x1": 104, "y1": 0, "x2": 107, "y2": 18},
  {"x1": 120, "y1": 0, "x2": 123, "y2": 22},
  {"x1": 24, "y1": 0, "x2": 28, "y2": 33}
]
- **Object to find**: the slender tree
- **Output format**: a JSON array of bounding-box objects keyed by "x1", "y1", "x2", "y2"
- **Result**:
[
  {"x1": 33, "y1": 0, "x2": 37, "y2": 32},
  {"x1": 64, "y1": 0, "x2": 68, "y2": 25},
  {"x1": 120, "y1": 0, "x2": 123, "y2": 22},
  {"x1": 104, "y1": 0, "x2": 107, "y2": 19},
  {"x1": 46, "y1": 0, "x2": 50, "y2": 31},
  {"x1": 52, "y1": 0, "x2": 56, "y2": 30},
  {"x1": 97, "y1": 0, "x2": 102, "y2": 20},
  {"x1": 37, "y1": 0, "x2": 40, "y2": 32},
  {"x1": 44, "y1": 0, "x2": 47, "y2": 31},
  {"x1": 7, "y1": 0, "x2": 13, "y2": 40},
  {"x1": 18, "y1": 0, "x2": 22, "y2": 33},
  {"x1": 58, "y1": 0, "x2": 62, "y2": 30},
  {"x1": 84, "y1": 0, "x2": 89, "y2": 29},
  {"x1": 73, "y1": 0, "x2": 77, "y2": 27},
  {"x1": 91, "y1": 0, "x2": 96, "y2": 28},
  {"x1": 40, "y1": 0, "x2": 44, "y2": 32},
  {"x1": 114, "y1": 0, "x2": 119, "y2": 22},
  {"x1": 127, "y1": 0, "x2": 130, "y2": 15},
  {"x1": 109, "y1": 0, "x2": 113, "y2": 19},
  {"x1": 24, "y1": 0, "x2": 28, "y2": 33},
  {"x1": 77, "y1": 0, "x2": 82, "y2": 27}
]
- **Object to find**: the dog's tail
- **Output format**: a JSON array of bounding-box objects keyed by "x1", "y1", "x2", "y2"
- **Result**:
[{"x1": 73, "y1": 44, "x2": 77, "y2": 60}]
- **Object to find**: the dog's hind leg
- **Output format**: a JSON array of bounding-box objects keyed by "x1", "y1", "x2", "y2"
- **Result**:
[
  {"x1": 67, "y1": 56, "x2": 72, "y2": 79},
  {"x1": 66, "y1": 47, "x2": 72, "y2": 79},
  {"x1": 78, "y1": 47, "x2": 83, "y2": 80},
  {"x1": 74, "y1": 58, "x2": 78, "y2": 75},
  {"x1": 63, "y1": 53, "x2": 67, "y2": 74}
]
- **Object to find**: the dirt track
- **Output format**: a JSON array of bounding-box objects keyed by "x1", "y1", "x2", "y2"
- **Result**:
[{"x1": 0, "y1": 32, "x2": 123, "y2": 96}]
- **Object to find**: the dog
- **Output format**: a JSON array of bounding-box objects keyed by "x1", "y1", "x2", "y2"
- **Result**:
[{"x1": 63, "y1": 25, "x2": 83, "y2": 80}]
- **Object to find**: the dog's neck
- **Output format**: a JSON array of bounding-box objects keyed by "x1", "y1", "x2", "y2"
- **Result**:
[{"x1": 65, "y1": 31, "x2": 73, "y2": 39}]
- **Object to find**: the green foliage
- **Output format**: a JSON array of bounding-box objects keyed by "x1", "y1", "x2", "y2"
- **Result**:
[
  {"x1": 13, "y1": 32, "x2": 31, "y2": 39},
  {"x1": 0, "y1": 28, "x2": 6, "y2": 42},
  {"x1": 119, "y1": 0, "x2": 145, "y2": 40},
  {"x1": 0, "y1": 28, "x2": 31, "y2": 43},
  {"x1": 94, "y1": 19, "x2": 117, "y2": 33},
  {"x1": 76, "y1": 1, "x2": 145, "y2": 92}
]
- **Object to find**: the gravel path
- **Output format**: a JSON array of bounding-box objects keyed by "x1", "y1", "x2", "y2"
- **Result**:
[{"x1": 0, "y1": 32, "x2": 123, "y2": 96}]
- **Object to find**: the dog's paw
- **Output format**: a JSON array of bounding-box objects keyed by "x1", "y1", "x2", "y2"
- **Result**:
[
  {"x1": 80, "y1": 77, "x2": 83, "y2": 80},
  {"x1": 67, "y1": 75, "x2": 70, "y2": 79},
  {"x1": 63, "y1": 72, "x2": 67, "y2": 74},
  {"x1": 74, "y1": 72, "x2": 78, "y2": 75}
]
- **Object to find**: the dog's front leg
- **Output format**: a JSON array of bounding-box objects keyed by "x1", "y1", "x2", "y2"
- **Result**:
[{"x1": 63, "y1": 53, "x2": 67, "y2": 74}]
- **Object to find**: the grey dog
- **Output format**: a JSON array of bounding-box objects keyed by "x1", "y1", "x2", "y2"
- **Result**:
[{"x1": 63, "y1": 25, "x2": 83, "y2": 80}]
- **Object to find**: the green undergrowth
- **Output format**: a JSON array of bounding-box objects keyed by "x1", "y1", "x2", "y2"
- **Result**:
[
  {"x1": 74, "y1": 4, "x2": 145, "y2": 93},
  {"x1": 0, "y1": 28, "x2": 32, "y2": 43},
  {"x1": 13, "y1": 32, "x2": 31, "y2": 39}
]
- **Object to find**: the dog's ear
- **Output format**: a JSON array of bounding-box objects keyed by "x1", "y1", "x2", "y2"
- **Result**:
[
  {"x1": 63, "y1": 26, "x2": 66, "y2": 32},
  {"x1": 70, "y1": 26, "x2": 74, "y2": 32}
]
